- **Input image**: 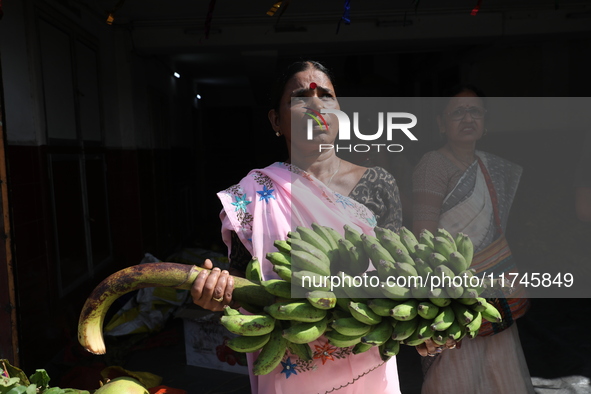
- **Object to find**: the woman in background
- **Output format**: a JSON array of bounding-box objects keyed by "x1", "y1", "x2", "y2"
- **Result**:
[{"x1": 411, "y1": 85, "x2": 534, "y2": 393}]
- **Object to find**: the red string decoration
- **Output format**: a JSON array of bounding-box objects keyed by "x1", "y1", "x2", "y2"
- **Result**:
[
  {"x1": 204, "y1": 0, "x2": 217, "y2": 39},
  {"x1": 470, "y1": 0, "x2": 483, "y2": 16}
]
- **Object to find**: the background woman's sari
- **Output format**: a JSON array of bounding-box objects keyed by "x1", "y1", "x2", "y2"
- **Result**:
[{"x1": 421, "y1": 151, "x2": 534, "y2": 394}]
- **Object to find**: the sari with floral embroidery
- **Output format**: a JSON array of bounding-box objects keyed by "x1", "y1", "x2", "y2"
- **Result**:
[{"x1": 217, "y1": 162, "x2": 402, "y2": 394}]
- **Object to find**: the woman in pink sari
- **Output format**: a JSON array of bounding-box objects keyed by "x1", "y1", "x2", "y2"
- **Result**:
[{"x1": 191, "y1": 61, "x2": 403, "y2": 393}]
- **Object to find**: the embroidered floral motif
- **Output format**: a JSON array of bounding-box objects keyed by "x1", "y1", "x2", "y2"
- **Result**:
[
  {"x1": 335, "y1": 193, "x2": 355, "y2": 209},
  {"x1": 366, "y1": 215, "x2": 377, "y2": 227},
  {"x1": 281, "y1": 357, "x2": 298, "y2": 379},
  {"x1": 253, "y1": 171, "x2": 274, "y2": 189},
  {"x1": 313, "y1": 343, "x2": 337, "y2": 365},
  {"x1": 231, "y1": 194, "x2": 251, "y2": 213},
  {"x1": 257, "y1": 185, "x2": 276, "y2": 203}
]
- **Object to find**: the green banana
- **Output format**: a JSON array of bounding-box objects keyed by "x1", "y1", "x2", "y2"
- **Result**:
[
  {"x1": 367, "y1": 298, "x2": 400, "y2": 317},
  {"x1": 227, "y1": 333, "x2": 271, "y2": 353},
  {"x1": 273, "y1": 264, "x2": 293, "y2": 282},
  {"x1": 377, "y1": 259, "x2": 397, "y2": 280},
  {"x1": 416, "y1": 317, "x2": 435, "y2": 339},
  {"x1": 379, "y1": 235, "x2": 409, "y2": 258},
  {"x1": 311, "y1": 222, "x2": 339, "y2": 250},
  {"x1": 296, "y1": 226, "x2": 332, "y2": 255},
  {"x1": 348, "y1": 245, "x2": 370, "y2": 276},
  {"x1": 265, "y1": 301, "x2": 327, "y2": 322},
  {"x1": 380, "y1": 283, "x2": 411, "y2": 301},
  {"x1": 290, "y1": 249, "x2": 331, "y2": 277},
  {"x1": 267, "y1": 251, "x2": 292, "y2": 268},
  {"x1": 290, "y1": 238, "x2": 331, "y2": 268},
  {"x1": 433, "y1": 236, "x2": 455, "y2": 260},
  {"x1": 434, "y1": 264, "x2": 463, "y2": 299},
  {"x1": 428, "y1": 252, "x2": 448, "y2": 269},
  {"x1": 403, "y1": 326, "x2": 428, "y2": 346},
  {"x1": 436, "y1": 228, "x2": 457, "y2": 249},
  {"x1": 333, "y1": 271, "x2": 372, "y2": 302},
  {"x1": 414, "y1": 244, "x2": 433, "y2": 261},
  {"x1": 261, "y1": 279, "x2": 293, "y2": 299},
  {"x1": 411, "y1": 283, "x2": 431, "y2": 300},
  {"x1": 429, "y1": 287, "x2": 452, "y2": 307},
  {"x1": 395, "y1": 262, "x2": 419, "y2": 278},
  {"x1": 457, "y1": 287, "x2": 479, "y2": 305},
  {"x1": 336, "y1": 238, "x2": 355, "y2": 273},
  {"x1": 274, "y1": 240, "x2": 292, "y2": 254},
  {"x1": 323, "y1": 225, "x2": 345, "y2": 246},
  {"x1": 344, "y1": 224, "x2": 364, "y2": 246},
  {"x1": 287, "y1": 231, "x2": 301, "y2": 240},
  {"x1": 431, "y1": 332, "x2": 447, "y2": 346},
  {"x1": 391, "y1": 299, "x2": 419, "y2": 321},
  {"x1": 282, "y1": 317, "x2": 329, "y2": 344},
  {"x1": 464, "y1": 311, "x2": 483, "y2": 332},
  {"x1": 413, "y1": 258, "x2": 434, "y2": 278},
  {"x1": 306, "y1": 290, "x2": 337, "y2": 310},
  {"x1": 399, "y1": 227, "x2": 419, "y2": 255},
  {"x1": 292, "y1": 270, "x2": 329, "y2": 291},
  {"x1": 445, "y1": 317, "x2": 464, "y2": 341},
  {"x1": 325, "y1": 330, "x2": 364, "y2": 347},
  {"x1": 374, "y1": 226, "x2": 400, "y2": 242},
  {"x1": 282, "y1": 318, "x2": 329, "y2": 344},
  {"x1": 391, "y1": 317, "x2": 419, "y2": 341},
  {"x1": 348, "y1": 301, "x2": 383, "y2": 325},
  {"x1": 381, "y1": 338, "x2": 401, "y2": 357},
  {"x1": 361, "y1": 319, "x2": 393, "y2": 346},
  {"x1": 394, "y1": 249, "x2": 416, "y2": 266},
  {"x1": 451, "y1": 301, "x2": 476, "y2": 325},
  {"x1": 364, "y1": 238, "x2": 396, "y2": 266},
  {"x1": 252, "y1": 327, "x2": 287, "y2": 375},
  {"x1": 224, "y1": 306, "x2": 241, "y2": 316},
  {"x1": 455, "y1": 233, "x2": 474, "y2": 267},
  {"x1": 246, "y1": 257, "x2": 263, "y2": 282},
  {"x1": 353, "y1": 342, "x2": 374, "y2": 355},
  {"x1": 430, "y1": 305, "x2": 455, "y2": 331},
  {"x1": 220, "y1": 313, "x2": 276, "y2": 336},
  {"x1": 479, "y1": 300, "x2": 502, "y2": 323},
  {"x1": 287, "y1": 341, "x2": 314, "y2": 361},
  {"x1": 448, "y1": 251, "x2": 469, "y2": 274},
  {"x1": 331, "y1": 316, "x2": 373, "y2": 336},
  {"x1": 417, "y1": 301, "x2": 440, "y2": 320},
  {"x1": 418, "y1": 229, "x2": 435, "y2": 249}
]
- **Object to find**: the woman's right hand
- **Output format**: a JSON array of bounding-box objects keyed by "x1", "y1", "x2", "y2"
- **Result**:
[{"x1": 190, "y1": 259, "x2": 234, "y2": 312}]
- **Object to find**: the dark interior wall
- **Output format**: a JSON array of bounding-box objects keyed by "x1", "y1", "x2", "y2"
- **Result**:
[{"x1": 189, "y1": 33, "x2": 591, "y2": 253}]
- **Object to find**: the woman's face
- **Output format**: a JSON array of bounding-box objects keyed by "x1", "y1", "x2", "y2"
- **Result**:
[
  {"x1": 438, "y1": 90, "x2": 486, "y2": 145},
  {"x1": 269, "y1": 68, "x2": 339, "y2": 153}
]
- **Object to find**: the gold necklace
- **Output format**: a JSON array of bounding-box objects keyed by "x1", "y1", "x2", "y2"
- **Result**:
[{"x1": 326, "y1": 159, "x2": 341, "y2": 186}]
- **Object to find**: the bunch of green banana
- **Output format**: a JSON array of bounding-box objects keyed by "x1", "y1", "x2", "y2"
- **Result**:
[{"x1": 79, "y1": 223, "x2": 505, "y2": 373}]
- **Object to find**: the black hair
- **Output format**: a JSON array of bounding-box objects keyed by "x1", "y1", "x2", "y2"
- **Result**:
[
  {"x1": 438, "y1": 84, "x2": 487, "y2": 114},
  {"x1": 270, "y1": 60, "x2": 335, "y2": 113}
]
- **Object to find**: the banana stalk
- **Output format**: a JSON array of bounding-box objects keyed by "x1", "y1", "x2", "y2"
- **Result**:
[{"x1": 78, "y1": 262, "x2": 275, "y2": 355}]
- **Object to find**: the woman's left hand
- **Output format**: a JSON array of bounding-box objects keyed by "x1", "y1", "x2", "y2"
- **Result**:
[{"x1": 416, "y1": 338, "x2": 458, "y2": 357}]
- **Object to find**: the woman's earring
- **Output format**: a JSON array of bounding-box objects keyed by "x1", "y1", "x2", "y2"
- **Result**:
[{"x1": 275, "y1": 131, "x2": 282, "y2": 137}]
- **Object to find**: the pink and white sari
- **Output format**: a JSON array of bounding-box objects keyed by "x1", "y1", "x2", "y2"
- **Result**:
[{"x1": 217, "y1": 162, "x2": 401, "y2": 394}]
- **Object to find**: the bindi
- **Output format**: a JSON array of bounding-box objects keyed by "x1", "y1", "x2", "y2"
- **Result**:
[{"x1": 309, "y1": 82, "x2": 317, "y2": 90}]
